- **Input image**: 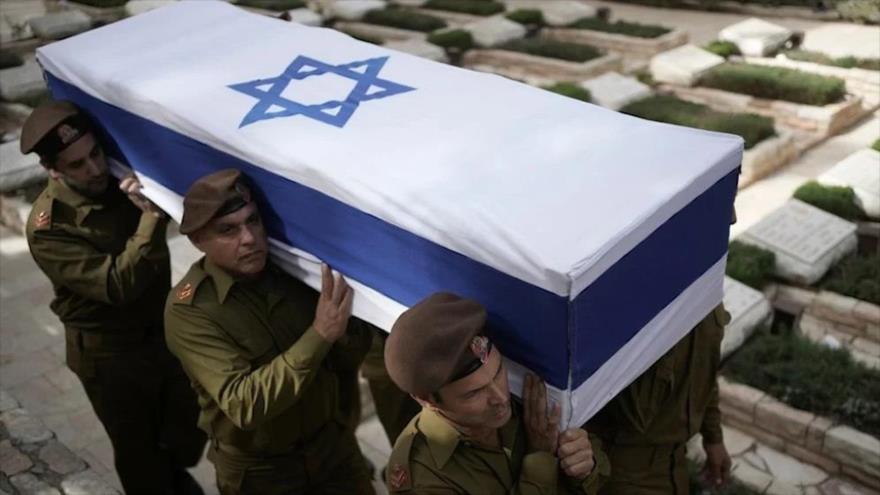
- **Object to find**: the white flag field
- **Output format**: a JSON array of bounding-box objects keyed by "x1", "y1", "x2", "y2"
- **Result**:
[{"x1": 37, "y1": 1, "x2": 741, "y2": 427}]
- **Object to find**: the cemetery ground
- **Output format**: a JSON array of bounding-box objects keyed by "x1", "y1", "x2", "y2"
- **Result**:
[{"x1": 1, "y1": 0, "x2": 878, "y2": 494}]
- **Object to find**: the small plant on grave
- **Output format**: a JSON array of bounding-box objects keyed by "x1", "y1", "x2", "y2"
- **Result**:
[
  {"x1": 567, "y1": 16, "x2": 672, "y2": 39},
  {"x1": 793, "y1": 181, "x2": 866, "y2": 221},
  {"x1": 703, "y1": 40, "x2": 741, "y2": 59},
  {"x1": 0, "y1": 51, "x2": 24, "y2": 70},
  {"x1": 724, "y1": 240, "x2": 776, "y2": 289},
  {"x1": 542, "y1": 83, "x2": 591, "y2": 103},
  {"x1": 724, "y1": 326, "x2": 880, "y2": 438},
  {"x1": 498, "y1": 39, "x2": 602, "y2": 63},
  {"x1": 69, "y1": 0, "x2": 128, "y2": 7},
  {"x1": 427, "y1": 29, "x2": 475, "y2": 52},
  {"x1": 363, "y1": 9, "x2": 448, "y2": 32},
  {"x1": 784, "y1": 49, "x2": 880, "y2": 71},
  {"x1": 506, "y1": 9, "x2": 544, "y2": 28},
  {"x1": 699, "y1": 63, "x2": 846, "y2": 106},
  {"x1": 820, "y1": 254, "x2": 880, "y2": 305},
  {"x1": 619, "y1": 95, "x2": 776, "y2": 149},
  {"x1": 873, "y1": 138, "x2": 880, "y2": 152},
  {"x1": 423, "y1": 0, "x2": 505, "y2": 16},
  {"x1": 235, "y1": 0, "x2": 306, "y2": 10}
]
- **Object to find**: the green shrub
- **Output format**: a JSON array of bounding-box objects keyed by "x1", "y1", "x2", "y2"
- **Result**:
[
  {"x1": 427, "y1": 29, "x2": 474, "y2": 51},
  {"x1": 821, "y1": 254, "x2": 880, "y2": 305},
  {"x1": 704, "y1": 40, "x2": 741, "y2": 58},
  {"x1": 784, "y1": 49, "x2": 880, "y2": 71},
  {"x1": 363, "y1": 9, "x2": 447, "y2": 32},
  {"x1": 592, "y1": 0, "x2": 879, "y2": 24},
  {"x1": 0, "y1": 51, "x2": 24, "y2": 70},
  {"x1": 542, "y1": 83, "x2": 591, "y2": 102},
  {"x1": 835, "y1": 0, "x2": 880, "y2": 24},
  {"x1": 505, "y1": 9, "x2": 544, "y2": 26},
  {"x1": 724, "y1": 240, "x2": 776, "y2": 289},
  {"x1": 620, "y1": 95, "x2": 776, "y2": 149},
  {"x1": 700, "y1": 63, "x2": 846, "y2": 106},
  {"x1": 69, "y1": 0, "x2": 127, "y2": 6},
  {"x1": 793, "y1": 181, "x2": 865, "y2": 221},
  {"x1": 499, "y1": 39, "x2": 602, "y2": 63},
  {"x1": 724, "y1": 328, "x2": 880, "y2": 438},
  {"x1": 235, "y1": 0, "x2": 305, "y2": 10},
  {"x1": 873, "y1": 138, "x2": 880, "y2": 151},
  {"x1": 423, "y1": 0, "x2": 505, "y2": 16},
  {"x1": 568, "y1": 16, "x2": 671, "y2": 38},
  {"x1": 349, "y1": 32, "x2": 384, "y2": 45}
]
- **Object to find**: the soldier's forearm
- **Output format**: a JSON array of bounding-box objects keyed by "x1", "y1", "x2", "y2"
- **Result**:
[{"x1": 106, "y1": 213, "x2": 169, "y2": 304}]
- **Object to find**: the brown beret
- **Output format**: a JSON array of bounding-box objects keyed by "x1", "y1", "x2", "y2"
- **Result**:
[
  {"x1": 180, "y1": 169, "x2": 253, "y2": 235},
  {"x1": 385, "y1": 292, "x2": 489, "y2": 397},
  {"x1": 20, "y1": 100, "x2": 91, "y2": 158}
]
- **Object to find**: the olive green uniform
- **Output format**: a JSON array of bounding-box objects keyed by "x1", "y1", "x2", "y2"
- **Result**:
[
  {"x1": 587, "y1": 305, "x2": 729, "y2": 495},
  {"x1": 26, "y1": 178, "x2": 207, "y2": 495},
  {"x1": 387, "y1": 405, "x2": 609, "y2": 494},
  {"x1": 361, "y1": 328, "x2": 421, "y2": 443},
  {"x1": 164, "y1": 258, "x2": 375, "y2": 495}
]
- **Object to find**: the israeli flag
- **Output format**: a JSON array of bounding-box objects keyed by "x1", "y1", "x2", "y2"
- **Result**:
[{"x1": 37, "y1": 1, "x2": 741, "y2": 427}]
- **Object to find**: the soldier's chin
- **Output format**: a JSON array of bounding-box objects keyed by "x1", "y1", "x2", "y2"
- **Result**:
[
  {"x1": 488, "y1": 404, "x2": 512, "y2": 427},
  {"x1": 238, "y1": 252, "x2": 267, "y2": 275}
]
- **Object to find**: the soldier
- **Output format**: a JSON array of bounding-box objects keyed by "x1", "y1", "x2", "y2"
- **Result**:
[
  {"x1": 587, "y1": 305, "x2": 733, "y2": 494},
  {"x1": 164, "y1": 168, "x2": 375, "y2": 495},
  {"x1": 360, "y1": 330, "x2": 421, "y2": 443},
  {"x1": 21, "y1": 100, "x2": 207, "y2": 495},
  {"x1": 384, "y1": 292, "x2": 609, "y2": 494}
]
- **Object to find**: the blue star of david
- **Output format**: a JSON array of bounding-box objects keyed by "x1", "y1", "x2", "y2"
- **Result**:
[{"x1": 228, "y1": 55, "x2": 416, "y2": 128}]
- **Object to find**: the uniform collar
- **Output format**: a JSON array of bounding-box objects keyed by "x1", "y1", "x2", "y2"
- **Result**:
[
  {"x1": 47, "y1": 177, "x2": 110, "y2": 225},
  {"x1": 203, "y1": 258, "x2": 238, "y2": 304},
  {"x1": 417, "y1": 405, "x2": 519, "y2": 469},
  {"x1": 202, "y1": 258, "x2": 283, "y2": 306}
]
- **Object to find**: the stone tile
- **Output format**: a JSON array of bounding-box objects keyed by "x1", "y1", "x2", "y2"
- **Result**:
[
  {"x1": 732, "y1": 457, "x2": 774, "y2": 492},
  {"x1": 719, "y1": 17, "x2": 792, "y2": 57},
  {"x1": 39, "y1": 440, "x2": 86, "y2": 476},
  {"x1": 823, "y1": 426, "x2": 880, "y2": 479},
  {"x1": 0, "y1": 61, "x2": 47, "y2": 103},
  {"x1": 384, "y1": 39, "x2": 449, "y2": 63},
  {"x1": 739, "y1": 200, "x2": 858, "y2": 285},
  {"x1": 757, "y1": 444, "x2": 828, "y2": 485},
  {"x1": 806, "y1": 416, "x2": 833, "y2": 451},
  {"x1": 10, "y1": 472, "x2": 60, "y2": 495},
  {"x1": 0, "y1": 349, "x2": 57, "y2": 389},
  {"x1": 755, "y1": 397, "x2": 815, "y2": 442},
  {"x1": 124, "y1": 0, "x2": 176, "y2": 17},
  {"x1": 0, "y1": 390, "x2": 19, "y2": 412},
  {"x1": 839, "y1": 464, "x2": 879, "y2": 492},
  {"x1": 724, "y1": 424, "x2": 756, "y2": 457},
  {"x1": 286, "y1": 8, "x2": 324, "y2": 27},
  {"x1": 42, "y1": 367, "x2": 80, "y2": 394},
  {"x1": 818, "y1": 149, "x2": 880, "y2": 219},
  {"x1": 28, "y1": 10, "x2": 92, "y2": 40},
  {"x1": 82, "y1": 438, "x2": 115, "y2": 475},
  {"x1": 785, "y1": 442, "x2": 840, "y2": 476},
  {"x1": 0, "y1": 439, "x2": 33, "y2": 476},
  {"x1": 61, "y1": 470, "x2": 119, "y2": 495},
  {"x1": 580, "y1": 72, "x2": 652, "y2": 111},
  {"x1": 819, "y1": 477, "x2": 876, "y2": 495},
  {"x1": 649, "y1": 44, "x2": 724, "y2": 86},
  {"x1": 719, "y1": 378, "x2": 765, "y2": 417},
  {"x1": 0, "y1": 408, "x2": 53, "y2": 444},
  {"x1": 743, "y1": 450, "x2": 770, "y2": 472},
  {"x1": 0, "y1": 140, "x2": 45, "y2": 193},
  {"x1": 502, "y1": 0, "x2": 595, "y2": 27},
  {"x1": 461, "y1": 16, "x2": 526, "y2": 48},
  {"x1": 766, "y1": 479, "x2": 803, "y2": 495}
]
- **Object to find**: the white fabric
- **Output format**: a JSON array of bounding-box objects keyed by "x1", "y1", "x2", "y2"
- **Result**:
[{"x1": 38, "y1": 1, "x2": 741, "y2": 302}]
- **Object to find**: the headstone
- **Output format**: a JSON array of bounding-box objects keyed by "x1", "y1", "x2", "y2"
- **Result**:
[
  {"x1": 721, "y1": 276, "x2": 772, "y2": 358},
  {"x1": 580, "y1": 72, "x2": 651, "y2": 110},
  {"x1": 125, "y1": 0, "x2": 177, "y2": 17},
  {"x1": 28, "y1": 10, "x2": 92, "y2": 41},
  {"x1": 0, "y1": 60, "x2": 47, "y2": 102},
  {"x1": 503, "y1": 0, "x2": 595, "y2": 27},
  {"x1": 818, "y1": 149, "x2": 880, "y2": 219},
  {"x1": 649, "y1": 44, "x2": 724, "y2": 87},
  {"x1": 328, "y1": 0, "x2": 387, "y2": 21},
  {"x1": 738, "y1": 199, "x2": 858, "y2": 285},
  {"x1": 385, "y1": 39, "x2": 449, "y2": 63},
  {"x1": 0, "y1": 140, "x2": 46, "y2": 193},
  {"x1": 718, "y1": 18, "x2": 792, "y2": 57},
  {"x1": 461, "y1": 15, "x2": 526, "y2": 48},
  {"x1": 286, "y1": 8, "x2": 324, "y2": 26}
]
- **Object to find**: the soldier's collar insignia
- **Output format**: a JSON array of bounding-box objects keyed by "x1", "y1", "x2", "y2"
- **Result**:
[
  {"x1": 34, "y1": 210, "x2": 50, "y2": 229},
  {"x1": 177, "y1": 282, "x2": 194, "y2": 301},
  {"x1": 389, "y1": 463, "x2": 409, "y2": 490}
]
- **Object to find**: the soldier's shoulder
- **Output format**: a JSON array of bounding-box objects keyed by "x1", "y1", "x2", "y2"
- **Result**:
[
  {"x1": 387, "y1": 416, "x2": 425, "y2": 492},
  {"x1": 167, "y1": 262, "x2": 210, "y2": 308},
  {"x1": 25, "y1": 190, "x2": 57, "y2": 238}
]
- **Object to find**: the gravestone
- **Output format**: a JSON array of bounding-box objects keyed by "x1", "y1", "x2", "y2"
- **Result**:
[
  {"x1": 650, "y1": 44, "x2": 724, "y2": 87},
  {"x1": 461, "y1": 16, "x2": 526, "y2": 47},
  {"x1": 28, "y1": 10, "x2": 92, "y2": 41},
  {"x1": 738, "y1": 199, "x2": 857, "y2": 285},
  {"x1": 125, "y1": 0, "x2": 177, "y2": 17},
  {"x1": 580, "y1": 72, "x2": 651, "y2": 110},
  {"x1": 328, "y1": 0, "x2": 387, "y2": 21},
  {"x1": 385, "y1": 39, "x2": 449, "y2": 63},
  {"x1": 720, "y1": 276, "x2": 772, "y2": 358},
  {"x1": 719, "y1": 18, "x2": 792, "y2": 57},
  {"x1": 0, "y1": 140, "x2": 46, "y2": 193},
  {"x1": 503, "y1": 0, "x2": 596, "y2": 27},
  {"x1": 818, "y1": 149, "x2": 880, "y2": 219},
  {"x1": 0, "y1": 60, "x2": 47, "y2": 103}
]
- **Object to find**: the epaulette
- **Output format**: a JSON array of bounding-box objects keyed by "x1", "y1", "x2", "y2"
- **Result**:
[
  {"x1": 387, "y1": 421, "x2": 419, "y2": 492},
  {"x1": 171, "y1": 268, "x2": 208, "y2": 306}
]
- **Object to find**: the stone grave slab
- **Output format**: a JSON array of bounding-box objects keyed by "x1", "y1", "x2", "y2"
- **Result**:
[
  {"x1": 461, "y1": 15, "x2": 526, "y2": 48},
  {"x1": 0, "y1": 140, "x2": 46, "y2": 193},
  {"x1": 28, "y1": 10, "x2": 92, "y2": 41},
  {"x1": 818, "y1": 149, "x2": 880, "y2": 219},
  {"x1": 328, "y1": 0, "x2": 387, "y2": 21},
  {"x1": 384, "y1": 39, "x2": 449, "y2": 62},
  {"x1": 738, "y1": 199, "x2": 857, "y2": 285},
  {"x1": 503, "y1": 0, "x2": 595, "y2": 27},
  {"x1": 719, "y1": 18, "x2": 792, "y2": 57},
  {"x1": 286, "y1": 8, "x2": 324, "y2": 26},
  {"x1": 649, "y1": 44, "x2": 724, "y2": 87},
  {"x1": 721, "y1": 276, "x2": 772, "y2": 358},
  {"x1": 124, "y1": 0, "x2": 177, "y2": 17},
  {"x1": 0, "y1": 60, "x2": 47, "y2": 103},
  {"x1": 580, "y1": 71, "x2": 651, "y2": 110}
]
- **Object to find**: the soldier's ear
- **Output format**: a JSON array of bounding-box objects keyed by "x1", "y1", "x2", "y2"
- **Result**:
[
  {"x1": 187, "y1": 231, "x2": 207, "y2": 254},
  {"x1": 412, "y1": 393, "x2": 439, "y2": 410}
]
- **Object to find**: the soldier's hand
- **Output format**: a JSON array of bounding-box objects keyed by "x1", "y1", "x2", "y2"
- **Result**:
[
  {"x1": 557, "y1": 428, "x2": 595, "y2": 480},
  {"x1": 701, "y1": 442, "x2": 731, "y2": 488},
  {"x1": 523, "y1": 373, "x2": 560, "y2": 454},
  {"x1": 312, "y1": 264, "x2": 353, "y2": 343},
  {"x1": 119, "y1": 175, "x2": 164, "y2": 217}
]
